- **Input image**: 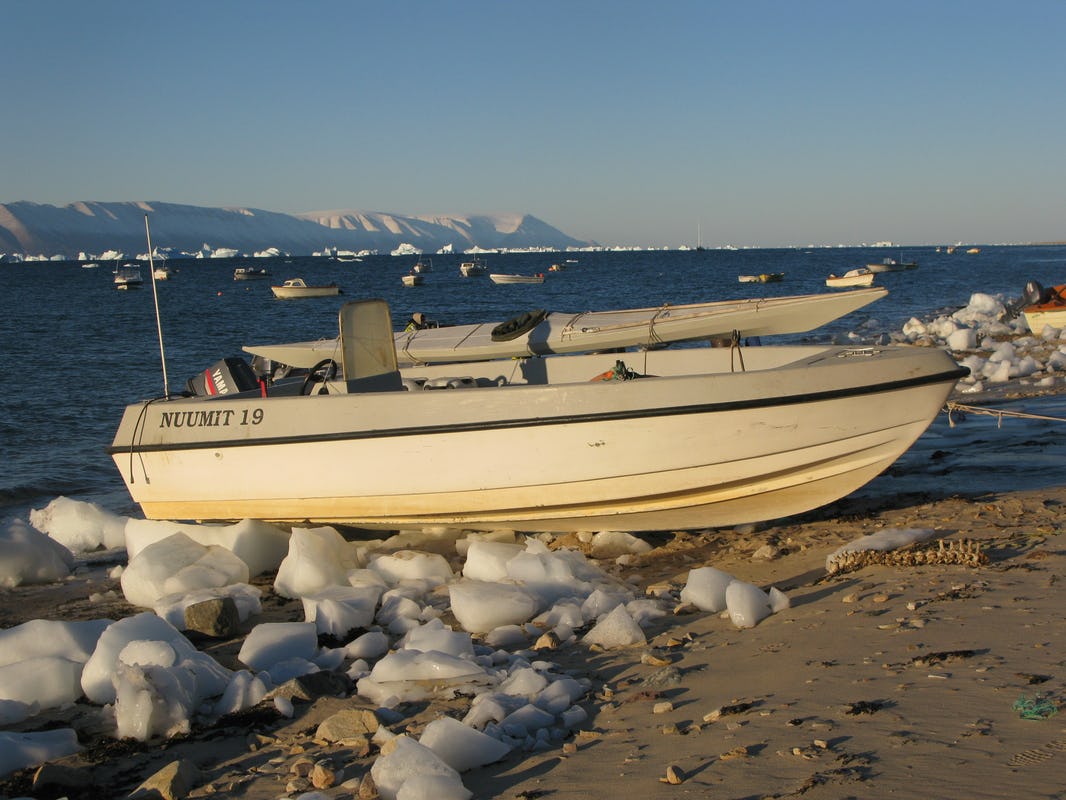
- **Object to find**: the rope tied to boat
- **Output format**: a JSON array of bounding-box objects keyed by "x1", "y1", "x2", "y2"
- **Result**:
[
  {"x1": 945, "y1": 401, "x2": 1066, "y2": 428},
  {"x1": 730, "y1": 330, "x2": 746, "y2": 373}
]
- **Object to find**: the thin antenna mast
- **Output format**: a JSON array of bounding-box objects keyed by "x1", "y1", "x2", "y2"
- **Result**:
[{"x1": 144, "y1": 215, "x2": 170, "y2": 396}]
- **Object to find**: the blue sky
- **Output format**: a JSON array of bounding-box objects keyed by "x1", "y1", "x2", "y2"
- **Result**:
[{"x1": 5, "y1": 1, "x2": 1065, "y2": 247}]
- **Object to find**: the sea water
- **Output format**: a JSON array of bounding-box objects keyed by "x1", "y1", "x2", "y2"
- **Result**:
[{"x1": 2, "y1": 245, "x2": 1065, "y2": 529}]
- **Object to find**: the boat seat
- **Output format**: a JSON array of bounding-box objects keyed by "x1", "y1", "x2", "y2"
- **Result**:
[{"x1": 346, "y1": 372, "x2": 405, "y2": 393}]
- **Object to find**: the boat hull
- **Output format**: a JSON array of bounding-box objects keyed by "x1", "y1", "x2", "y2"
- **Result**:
[
  {"x1": 489, "y1": 274, "x2": 544, "y2": 284},
  {"x1": 271, "y1": 286, "x2": 340, "y2": 298},
  {"x1": 110, "y1": 345, "x2": 965, "y2": 532}
]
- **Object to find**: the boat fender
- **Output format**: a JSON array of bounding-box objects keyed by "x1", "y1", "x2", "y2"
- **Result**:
[{"x1": 491, "y1": 309, "x2": 548, "y2": 342}]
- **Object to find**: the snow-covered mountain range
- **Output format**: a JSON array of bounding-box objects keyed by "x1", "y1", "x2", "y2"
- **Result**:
[{"x1": 0, "y1": 201, "x2": 589, "y2": 259}]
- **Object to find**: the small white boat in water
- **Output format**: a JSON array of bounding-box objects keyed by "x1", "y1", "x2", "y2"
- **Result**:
[
  {"x1": 153, "y1": 264, "x2": 173, "y2": 280},
  {"x1": 826, "y1": 268, "x2": 875, "y2": 288},
  {"x1": 459, "y1": 258, "x2": 487, "y2": 277},
  {"x1": 113, "y1": 264, "x2": 144, "y2": 289},
  {"x1": 401, "y1": 273, "x2": 424, "y2": 287},
  {"x1": 866, "y1": 257, "x2": 917, "y2": 273},
  {"x1": 270, "y1": 278, "x2": 340, "y2": 299},
  {"x1": 234, "y1": 266, "x2": 271, "y2": 281},
  {"x1": 490, "y1": 273, "x2": 545, "y2": 285},
  {"x1": 738, "y1": 273, "x2": 784, "y2": 283},
  {"x1": 109, "y1": 298, "x2": 966, "y2": 532}
]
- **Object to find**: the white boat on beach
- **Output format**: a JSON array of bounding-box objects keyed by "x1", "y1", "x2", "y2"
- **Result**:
[
  {"x1": 490, "y1": 273, "x2": 545, "y2": 285},
  {"x1": 270, "y1": 278, "x2": 340, "y2": 299},
  {"x1": 826, "y1": 268, "x2": 876, "y2": 288},
  {"x1": 109, "y1": 298, "x2": 966, "y2": 532},
  {"x1": 113, "y1": 264, "x2": 144, "y2": 289},
  {"x1": 245, "y1": 287, "x2": 888, "y2": 367},
  {"x1": 1013, "y1": 281, "x2": 1066, "y2": 335}
]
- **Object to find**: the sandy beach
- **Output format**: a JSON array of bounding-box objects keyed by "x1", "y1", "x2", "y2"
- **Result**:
[{"x1": 1, "y1": 472, "x2": 1063, "y2": 800}]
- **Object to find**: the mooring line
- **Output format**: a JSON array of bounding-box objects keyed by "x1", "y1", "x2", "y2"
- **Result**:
[{"x1": 945, "y1": 401, "x2": 1066, "y2": 428}]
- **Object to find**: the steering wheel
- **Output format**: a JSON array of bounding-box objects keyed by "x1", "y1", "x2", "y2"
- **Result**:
[{"x1": 300, "y1": 358, "x2": 339, "y2": 395}]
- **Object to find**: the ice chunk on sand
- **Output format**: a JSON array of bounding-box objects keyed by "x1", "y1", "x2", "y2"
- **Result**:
[
  {"x1": 125, "y1": 517, "x2": 290, "y2": 576},
  {"x1": 371, "y1": 734, "x2": 469, "y2": 800},
  {"x1": 238, "y1": 621, "x2": 318, "y2": 672},
  {"x1": 419, "y1": 716, "x2": 511, "y2": 772},
  {"x1": 725, "y1": 581, "x2": 773, "y2": 629},
  {"x1": 120, "y1": 532, "x2": 250, "y2": 608},
  {"x1": 0, "y1": 619, "x2": 111, "y2": 667},
  {"x1": 589, "y1": 530, "x2": 653, "y2": 559},
  {"x1": 370, "y1": 550, "x2": 454, "y2": 587},
  {"x1": 81, "y1": 613, "x2": 214, "y2": 705},
  {"x1": 29, "y1": 496, "x2": 128, "y2": 552},
  {"x1": 274, "y1": 526, "x2": 361, "y2": 598},
  {"x1": 0, "y1": 656, "x2": 84, "y2": 710},
  {"x1": 302, "y1": 584, "x2": 383, "y2": 637},
  {"x1": 679, "y1": 566, "x2": 735, "y2": 612},
  {"x1": 0, "y1": 518, "x2": 74, "y2": 587},
  {"x1": 582, "y1": 603, "x2": 645, "y2": 648},
  {"x1": 462, "y1": 540, "x2": 524, "y2": 582},
  {"x1": 0, "y1": 729, "x2": 80, "y2": 778},
  {"x1": 449, "y1": 581, "x2": 538, "y2": 633}
]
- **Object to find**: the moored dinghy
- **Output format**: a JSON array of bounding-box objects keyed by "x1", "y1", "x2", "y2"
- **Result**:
[
  {"x1": 109, "y1": 298, "x2": 966, "y2": 533},
  {"x1": 270, "y1": 278, "x2": 341, "y2": 299}
]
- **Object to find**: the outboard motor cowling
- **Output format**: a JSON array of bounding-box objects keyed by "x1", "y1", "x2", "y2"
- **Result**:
[
  {"x1": 1005, "y1": 280, "x2": 1045, "y2": 319},
  {"x1": 185, "y1": 357, "x2": 260, "y2": 397}
]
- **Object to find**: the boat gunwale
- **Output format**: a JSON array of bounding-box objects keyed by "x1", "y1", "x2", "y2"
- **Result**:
[{"x1": 108, "y1": 365, "x2": 968, "y2": 456}]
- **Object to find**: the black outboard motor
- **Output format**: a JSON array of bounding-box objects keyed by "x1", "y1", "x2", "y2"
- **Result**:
[
  {"x1": 1004, "y1": 280, "x2": 1046, "y2": 319},
  {"x1": 185, "y1": 357, "x2": 261, "y2": 397}
]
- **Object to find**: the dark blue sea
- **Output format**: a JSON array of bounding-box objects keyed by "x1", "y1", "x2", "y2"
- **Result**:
[{"x1": 3, "y1": 245, "x2": 1065, "y2": 529}]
